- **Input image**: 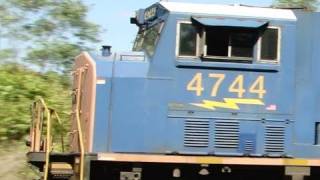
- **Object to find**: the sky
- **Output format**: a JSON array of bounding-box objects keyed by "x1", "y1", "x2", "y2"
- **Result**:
[{"x1": 83, "y1": 0, "x2": 274, "y2": 52}]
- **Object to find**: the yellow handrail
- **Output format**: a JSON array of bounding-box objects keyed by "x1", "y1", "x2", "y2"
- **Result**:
[
  {"x1": 30, "y1": 97, "x2": 66, "y2": 180},
  {"x1": 75, "y1": 68, "x2": 85, "y2": 180},
  {"x1": 30, "y1": 98, "x2": 51, "y2": 180},
  {"x1": 30, "y1": 67, "x2": 86, "y2": 180}
]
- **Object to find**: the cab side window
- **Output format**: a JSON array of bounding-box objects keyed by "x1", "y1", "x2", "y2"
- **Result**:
[
  {"x1": 178, "y1": 23, "x2": 197, "y2": 57},
  {"x1": 259, "y1": 28, "x2": 279, "y2": 62},
  {"x1": 133, "y1": 22, "x2": 164, "y2": 57},
  {"x1": 177, "y1": 21, "x2": 281, "y2": 64}
]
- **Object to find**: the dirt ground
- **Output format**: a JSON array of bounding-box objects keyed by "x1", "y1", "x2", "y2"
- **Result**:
[{"x1": 0, "y1": 142, "x2": 38, "y2": 180}]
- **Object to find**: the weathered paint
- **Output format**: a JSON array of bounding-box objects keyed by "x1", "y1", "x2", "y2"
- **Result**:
[{"x1": 71, "y1": 52, "x2": 96, "y2": 152}]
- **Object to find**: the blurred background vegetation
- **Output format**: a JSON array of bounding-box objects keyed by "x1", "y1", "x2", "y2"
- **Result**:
[
  {"x1": 274, "y1": 0, "x2": 319, "y2": 11},
  {"x1": 0, "y1": 0, "x2": 101, "y2": 179},
  {"x1": 0, "y1": 0, "x2": 102, "y2": 141}
]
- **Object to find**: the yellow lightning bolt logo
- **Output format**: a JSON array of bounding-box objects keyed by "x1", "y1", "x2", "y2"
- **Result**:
[{"x1": 191, "y1": 98, "x2": 264, "y2": 110}]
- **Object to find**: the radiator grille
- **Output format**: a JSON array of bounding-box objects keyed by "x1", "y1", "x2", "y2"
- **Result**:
[
  {"x1": 265, "y1": 126, "x2": 285, "y2": 153},
  {"x1": 245, "y1": 140, "x2": 254, "y2": 153},
  {"x1": 214, "y1": 120, "x2": 239, "y2": 149},
  {"x1": 184, "y1": 119, "x2": 210, "y2": 148}
]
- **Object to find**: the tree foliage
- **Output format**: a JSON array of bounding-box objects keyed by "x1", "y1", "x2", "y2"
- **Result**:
[
  {"x1": 273, "y1": 0, "x2": 319, "y2": 11},
  {"x1": 0, "y1": 63, "x2": 71, "y2": 141},
  {"x1": 0, "y1": 0, "x2": 101, "y2": 71},
  {"x1": 0, "y1": 0, "x2": 101, "y2": 141}
]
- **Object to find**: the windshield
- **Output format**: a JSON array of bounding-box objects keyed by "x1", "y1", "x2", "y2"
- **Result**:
[{"x1": 133, "y1": 22, "x2": 164, "y2": 57}]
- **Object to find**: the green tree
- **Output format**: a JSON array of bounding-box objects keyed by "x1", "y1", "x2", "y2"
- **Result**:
[
  {"x1": 0, "y1": 0, "x2": 101, "y2": 140},
  {"x1": 0, "y1": 63, "x2": 71, "y2": 141},
  {"x1": 273, "y1": 0, "x2": 319, "y2": 11},
  {"x1": 0, "y1": 0, "x2": 101, "y2": 71}
]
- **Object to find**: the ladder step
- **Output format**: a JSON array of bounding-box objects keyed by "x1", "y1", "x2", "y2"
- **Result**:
[{"x1": 50, "y1": 162, "x2": 74, "y2": 179}]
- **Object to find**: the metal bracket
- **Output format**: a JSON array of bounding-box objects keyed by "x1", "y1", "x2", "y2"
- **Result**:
[
  {"x1": 120, "y1": 168, "x2": 142, "y2": 180},
  {"x1": 285, "y1": 166, "x2": 310, "y2": 180}
]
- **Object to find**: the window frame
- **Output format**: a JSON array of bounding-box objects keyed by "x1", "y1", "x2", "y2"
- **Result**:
[
  {"x1": 176, "y1": 21, "x2": 200, "y2": 59},
  {"x1": 257, "y1": 26, "x2": 281, "y2": 64},
  {"x1": 175, "y1": 20, "x2": 281, "y2": 64}
]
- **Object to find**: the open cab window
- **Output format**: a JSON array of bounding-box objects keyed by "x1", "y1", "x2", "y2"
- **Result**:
[
  {"x1": 204, "y1": 28, "x2": 257, "y2": 61},
  {"x1": 177, "y1": 18, "x2": 280, "y2": 64}
]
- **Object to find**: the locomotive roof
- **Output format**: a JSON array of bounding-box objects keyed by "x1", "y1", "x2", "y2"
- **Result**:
[{"x1": 159, "y1": 2, "x2": 297, "y2": 21}]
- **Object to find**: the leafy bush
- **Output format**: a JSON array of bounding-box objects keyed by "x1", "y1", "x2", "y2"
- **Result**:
[{"x1": 0, "y1": 63, "x2": 71, "y2": 141}]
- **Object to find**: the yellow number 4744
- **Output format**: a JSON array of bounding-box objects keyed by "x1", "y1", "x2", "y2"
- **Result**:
[{"x1": 187, "y1": 73, "x2": 266, "y2": 98}]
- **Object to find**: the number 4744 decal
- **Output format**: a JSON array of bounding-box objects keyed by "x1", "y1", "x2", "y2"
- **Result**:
[{"x1": 187, "y1": 73, "x2": 266, "y2": 99}]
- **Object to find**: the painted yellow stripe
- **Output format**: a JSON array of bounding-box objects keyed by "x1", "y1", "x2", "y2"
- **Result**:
[
  {"x1": 197, "y1": 157, "x2": 223, "y2": 164},
  {"x1": 198, "y1": 157, "x2": 310, "y2": 166},
  {"x1": 283, "y1": 159, "x2": 309, "y2": 166}
]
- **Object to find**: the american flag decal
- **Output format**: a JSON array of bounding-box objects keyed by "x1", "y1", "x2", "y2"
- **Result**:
[{"x1": 266, "y1": 104, "x2": 277, "y2": 111}]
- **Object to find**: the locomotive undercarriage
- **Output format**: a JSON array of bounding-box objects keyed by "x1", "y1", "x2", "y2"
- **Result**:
[
  {"x1": 27, "y1": 152, "x2": 320, "y2": 180},
  {"x1": 90, "y1": 161, "x2": 319, "y2": 180}
]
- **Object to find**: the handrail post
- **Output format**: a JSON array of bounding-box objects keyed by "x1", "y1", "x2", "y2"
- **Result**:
[
  {"x1": 75, "y1": 68, "x2": 85, "y2": 180},
  {"x1": 29, "y1": 97, "x2": 68, "y2": 180},
  {"x1": 38, "y1": 98, "x2": 51, "y2": 180}
]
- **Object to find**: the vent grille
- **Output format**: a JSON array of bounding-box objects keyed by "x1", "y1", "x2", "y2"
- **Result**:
[
  {"x1": 184, "y1": 119, "x2": 210, "y2": 148},
  {"x1": 265, "y1": 126, "x2": 285, "y2": 153},
  {"x1": 245, "y1": 140, "x2": 254, "y2": 153},
  {"x1": 214, "y1": 120, "x2": 239, "y2": 149}
]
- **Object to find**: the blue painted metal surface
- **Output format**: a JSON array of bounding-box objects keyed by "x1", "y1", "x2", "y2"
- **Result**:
[{"x1": 88, "y1": 2, "x2": 320, "y2": 158}]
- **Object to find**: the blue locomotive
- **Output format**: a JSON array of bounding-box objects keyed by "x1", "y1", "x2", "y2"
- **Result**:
[
  {"x1": 27, "y1": 2, "x2": 320, "y2": 180},
  {"x1": 78, "y1": 1, "x2": 320, "y2": 158}
]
